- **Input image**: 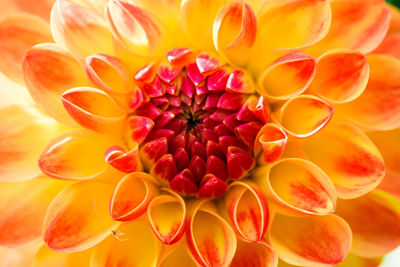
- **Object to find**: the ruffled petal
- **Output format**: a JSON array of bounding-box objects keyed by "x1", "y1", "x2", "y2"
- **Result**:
[
  {"x1": 0, "y1": 14, "x2": 52, "y2": 83},
  {"x1": 269, "y1": 214, "x2": 352, "y2": 266},
  {"x1": 231, "y1": 240, "x2": 278, "y2": 267},
  {"x1": 33, "y1": 245, "x2": 92, "y2": 267},
  {"x1": 302, "y1": 123, "x2": 385, "y2": 199},
  {"x1": 22, "y1": 43, "x2": 88, "y2": 124},
  {"x1": 0, "y1": 105, "x2": 66, "y2": 182},
  {"x1": 43, "y1": 180, "x2": 118, "y2": 252},
  {"x1": 335, "y1": 190, "x2": 400, "y2": 258}
]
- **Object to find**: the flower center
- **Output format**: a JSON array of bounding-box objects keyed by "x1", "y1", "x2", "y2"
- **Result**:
[{"x1": 128, "y1": 49, "x2": 269, "y2": 198}]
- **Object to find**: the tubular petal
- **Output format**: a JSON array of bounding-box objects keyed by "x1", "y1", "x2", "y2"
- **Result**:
[
  {"x1": 91, "y1": 219, "x2": 160, "y2": 267},
  {"x1": 213, "y1": 0, "x2": 257, "y2": 66},
  {"x1": 257, "y1": 53, "x2": 316, "y2": 101},
  {"x1": 159, "y1": 243, "x2": 197, "y2": 267},
  {"x1": 230, "y1": 240, "x2": 278, "y2": 267},
  {"x1": 302, "y1": 123, "x2": 385, "y2": 199},
  {"x1": 0, "y1": 105, "x2": 66, "y2": 182},
  {"x1": 308, "y1": 49, "x2": 369, "y2": 104},
  {"x1": 225, "y1": 182, "x2": 269, "y2": 242},
  {"x1": 61, "y1": 87, "x2": 125, "y2": 133},
  {"x1": 33, "y1": 245, "x2": 92, "y2": 267},
  {"x1": 275, "y1": 95, "x2": 334, "y2": 138},
  {"x1": 373, "y1": 32, "x2": 400, "y2": 60},
  {"x1": 254, "y1": 158, "x2": 337, "y2": 216},
  {"x1": 22, "y1": 43, "x2": 88, "y2": 124},
  {"x1": 335, "y1": 190, "x2": 400, "y2": 258},
  {"x1": 257, "y1": 0, "x2": 331, "y2": 50},
  {"x1": 341, "y1": 55, "x2": 400, "y2": 130},
  {"x1": 38, "y1": 129, "x2": 114, "y2": 180},
  {"x1": 0, "y1": 177, "x2": 70, "y2": 247},
  {"x1": 43, "y1": 181, "x2": 118, "y2": 252},
  {"x1": 269, "y1": 214, "x2": 352, "y2": 266},
  {"x1": 254, "y1": 123, "x2": 287, "y2": 163},
  {"x1": 0, "y1": 14, "x2": 52, "y2": 83},
  {"x1": 110, "y1": 172, "x2": 159, "y2": 221}
]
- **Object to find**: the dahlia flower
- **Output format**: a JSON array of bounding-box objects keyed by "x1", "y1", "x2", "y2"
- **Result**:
[{"x1": 1, "y1": 0, "x2": 400, "y2": 266}]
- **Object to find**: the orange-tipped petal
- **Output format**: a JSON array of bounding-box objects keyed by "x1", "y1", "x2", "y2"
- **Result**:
[
  {"x1": 105, "y1": 145, "x2": 142, "y2": 173},
  {"x1": 187, "y1": 201, "x2": 236, "y2": 267},
  {"x1": 0, "y1": 0, "x2": 55, "y2": 21},
  {"x1": 231, "y1": 240, "x2": 278, "y2": 267},
  {"x1": 91, "y1": 219, "x2": 160, "y2": 267},
  {"x1": 110, "y1": 172, "x2": 159, "y2": 221},
  {"x1": 159, "y1": 243, "x2": 197, "y2": 267},
  {"x1": 257, "y1": 53, "x2": 316, "y2": 101},
  {"x1": 0, "y1": 14, "x2": 52, "y2": 83},
  {"x1": 373, "y1": 32, "x2": 400, "y2": 60},
  {"x1": 106, "y1": 0, "x2": 163, "y2": 57},
  {"x1": 22, "y1": 43, "x2": 88, "y2": 124},
  {"x1": 61, "y1": 87, "x2": 125, "y2": 133},
  {"x1": 257, "y1": 0, "x2": 331, "y2": 50},
  {"x1": 254, "y1": 123, "x2": 287, "y2": 163},
  {"x1": 269, "y1": 214, "x2": 352, "y2": 266},
  {"x1": 51, "y1": 0, "x2": 114, "y2": 58},
  {"x1": 147, "y1": 191, "x2": 186, "y2": 245},
  {"x1": 275, "y1": 95, "x2": 334, "y2": 138},
  {"x1": 33, "y1": 245, "x2": 92, "y2": 267},
  {"x1": 43, "y1": 180, "x2": 118, "y2": 252},
  {"x1": 213, "y1": 0, "x2": 257, "y2": 66},
  {"x1": 38, "y1": 129, "x2": 114, "y2": 180},
  {"x1": 0, "y1": 177, "x2": 70, "y2": 248},
  {"x1": 225, "y1": 182, "x2": 268, "y2": 242},
  {"x1": 335, "y1": 190, "x2": 400, "y2": 258},
  {"x1": 0, "y1": 105, "x2": 66, "y2": 182},
  {"x1": 308, "y1": 49, "x2": 369, "y2": 104},
  {"x1": 303, "y1": 123, "x2": 385, "y2": 199},
  {"x1": 341, "y1": 54, "x2": 400, "y2": 131},
  {"x1": 254, "y1": 158, "x2": 337, "y2": 216}
]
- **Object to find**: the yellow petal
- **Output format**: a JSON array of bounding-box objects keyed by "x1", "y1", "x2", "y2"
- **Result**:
[
  {"x1": 0, "y1": 242, "x2": 41, "y2": 267},
  {"x1": 33, "y1": 245, "x2": 92, "y2": 267},
  {"x1": 159, "y1": 242, "x2": 197, "y2": 267}
]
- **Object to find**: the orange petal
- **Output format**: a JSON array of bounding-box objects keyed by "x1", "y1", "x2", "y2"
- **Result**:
[
  {"x1": 105, "y1": 145, "x2": 142, "y2": 173},
  {"x1": 257, "y1": 0, "x2": 331, "y2": 50},
  {"x1": 38, "y1": 129, "x2": 114, "y2": 180},
  {"x1": 0, "y1": 0, "x2": 55, "y2": 21},
  {"x1": 336, "y1": 253, "x2": 382, "y2": 267},
  {"x1": 225, "y1": 182, "x2": 268, "y2": 242},
  {"x1": 269, "y1": 214, "x2": 352, "y2": 266},
  {"x1": 110, "y1": 172, "x2": 159, "y2": 221},
  {"x1": 159, "y1": 243, "x2": 198, "y2": 267},
  {"x1": 0, "y1": 177, "x2": 70, "y2": 247},
  {"x1": 91, "y1": 219, "x2": 160, "y2": 267},
  {"x1": 23, "y1": 43, "x2": 88, "y2": 124},
  {"x1": 341, "y1": 55, "x2": 400, "y2": 131},
  {"x1": 308, "y1": 49, "x2": 369, "y2": 104},
  {"x1": 147, "y1": 190, "x2": 186, "y2": 245},
  {"x1": 51, "y1": 0, "x2": 114, "y2": 58},
  {"x1": 373, "y1": 32, "x2": 400, "y2": 60},
  {"x1": 254, "y1": 158, "x2": 337, "y2": 216},
  {"x1": 388, "y1": 4, "x2": 400, "y2": 33},
  {"x1": 61, "y1": 87, "x2": 125, "y2": 133},
  {"x1": 0, "y1": 242, "x2": 41, "y2": 267},
  {"x1": 33, "y1": 245, "x2": 92, "y2": 267},
  {"x1": 0, "y1": 105, "x2": 66, "y2": 182},
  {"x1": 0, "y1": 14, "x2": 52, "y2": 83},
  {"x1": 307, "y1": 0, "x2": 390, "y2": 55},
  {"x1": 43, "y1": 180, "x2": 118, "y2": 252},
  {"x1": 213, "y1": 0, "x2": 257, "y2": 66},
  {"x1": 274, "y1": 95, "x2": 334, "y2": 138},
  {"x1": 257, "y1": 53, "x2": 316, "y2": 101},
  {"x1": 254, "y1": 123, "x2": 287, "y2": 163},
  {"x1": 302, "y1": 123, "x2": 385, "y2": 199},
  {"x1": 231, "y1": 240, "x2": 278, "y2": 267},
  {"x1": 187, "y1": 200, "x2": 236, "y2": 267},
  {"x1": 335, "y1": 190, "x2": 400, "y2": 258}
]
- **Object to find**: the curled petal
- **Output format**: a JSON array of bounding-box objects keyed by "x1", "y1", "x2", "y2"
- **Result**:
[
  {"x1": 308, "y1": 49, "x2": 369, "y2": 104},
  {"x1": 373, "y1": 32, "x2": 400, "y2": 60},
  {"x1": 257, "y1": 0, "x2": 331, "y2": 50},
  {"x1": 43, "y1": 181, "x2": 118, "y2": 252},
  {"x1": 0, "y1": 105, "x2": 66, "y2": 182},
  {"x1": 303, "y1": 123, "x2": 385, "y2": 199},
  {"x1": 254, "y1": 123, "x2": 287, "y2": 163},
  {"x1": 38, "y1": 129, "x2": 113, "y2": 180},
  {"x1": 159, "y1": 243, "x2": 197, "y2": 267},
  {"x1": 341, "y1": 55, "x2": 400, "y2": 131},
  {"x1": 187, "y1": 201, "x2": 236, "y2": 267},
  {"x1": 335, "y1": 190, "x2": 400, "y2": 258},
  {"x1": 23, "y1": 43, "x2": 88, "y2": 124},
  {"x1": 225, "y1": 182, "x2": 268, "y2": 242},
  {"x1": 91, "y1": 220, "x2": 160, "y2": 267},
  {"x1": 33, "y1": 245, "x2": 91, "y2": 267},
  {"x1": 105, "y1": 145, "x2": 142, "y2": 173},
  {"x1": 257, "y1": 53, "x2": 316, "y2": 101},
  {"x1": 231, "y1": 240, "x2": 278, "y2": 267},
  {"x1": 147, "y1": 190, "x2": 186, "y2": 245},
  {"x1": 61, "y1": 87, "x2": 125, "y2": 133},
  {"x1": 0, "y1": 14, "x2": 52, "y2": 83},
  {"x1": 269, "y1": 214, "x2": 352, "y2": 266},
  {"x1": 213, "y1": 0, "x2": 257, "y2": 66},
  {"x1": 275, "y1": 95, "x2": 334, "y2": 138},
  {"x1": 254, "y1": 158, "x2": 337, "y2": 215}
]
